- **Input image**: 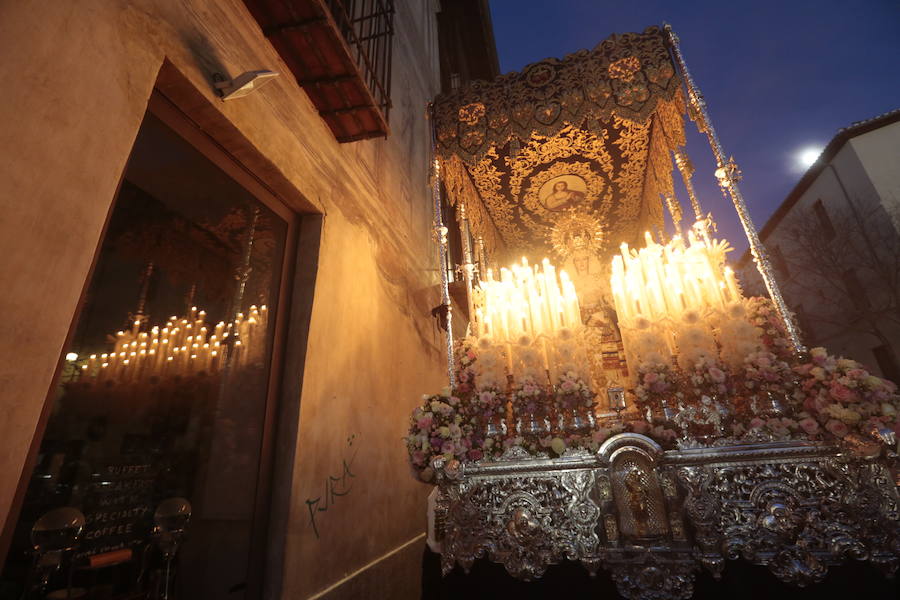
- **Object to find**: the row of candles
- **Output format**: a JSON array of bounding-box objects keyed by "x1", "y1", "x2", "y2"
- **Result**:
[
  {"x1": 474, "y1": 257, "x2": 582, "y2": 342},
  {"x1": 610, "y1": 230, "x2": 742, "y2": 327},
  {"x1": 73, "y1": 305, "x2": 269, "y2": 383}
]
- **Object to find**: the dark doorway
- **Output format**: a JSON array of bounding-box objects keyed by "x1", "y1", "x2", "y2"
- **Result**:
[{"x1": 1, "y1": 96, "x2": 296, "y2": 600}]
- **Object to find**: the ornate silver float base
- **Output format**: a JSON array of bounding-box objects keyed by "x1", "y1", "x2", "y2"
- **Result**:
[{"x1": 432, "y1": 434, "x2": 900, "y2": 600}]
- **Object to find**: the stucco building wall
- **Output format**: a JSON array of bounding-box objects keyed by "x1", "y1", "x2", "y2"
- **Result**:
[
  {"x1": 0, "y1": 0, "x2": 446, "y2": 597},
  {"x1": 850, "y1": 120, "x2": 900, "y2": 233},
  {"x1": 738, "y1": 118, "x2": 900, "y2": 379}
]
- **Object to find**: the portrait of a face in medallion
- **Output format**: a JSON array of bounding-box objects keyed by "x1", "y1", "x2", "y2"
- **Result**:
[{"x1": 539, "y1": 174, "x2": 588, "y2": 211}]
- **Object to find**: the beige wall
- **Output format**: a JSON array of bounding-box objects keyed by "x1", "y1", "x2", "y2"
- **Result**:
[
  {"x1": 850, "y1": 120, "x2": 900, "y2": 234},
  {"x1": 738, "y1": 129, "x2": 900, "y2": 377},
  {"x1": 0, "y1": 0, "x2": 445, "y2": 597}
]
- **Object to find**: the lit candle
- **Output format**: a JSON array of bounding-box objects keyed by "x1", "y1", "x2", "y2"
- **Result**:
[{"x1": 724, "y1": 266, "x2": 741, "y2": 302}]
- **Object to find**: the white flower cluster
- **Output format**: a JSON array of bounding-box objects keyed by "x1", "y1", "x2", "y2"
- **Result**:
[
  {"x1": 674, "y1": 318, "x2": 717, "y2": 371},
  {"x1": 511, "y1": 334, "x2": 546, "y2": 382},
  {"x1": 621, "y1": 298, "x2": 765, "y2": 382},
  {"x1": 474, "y1": 336, "x2": 508, "y2": 390},
  {"x1": 551, "y1": 327, "x2": 591, "y2": 384},
  {"x1": 717, "y1": 301, "x2": 763, "y2": 368},
  {"x1": 627, "y1": 322, "x2": 669, "y2": 368}
]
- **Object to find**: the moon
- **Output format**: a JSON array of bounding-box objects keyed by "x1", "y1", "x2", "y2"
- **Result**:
[{"x1": 796, "y1": 146, "x2": 824, "y2": 169}]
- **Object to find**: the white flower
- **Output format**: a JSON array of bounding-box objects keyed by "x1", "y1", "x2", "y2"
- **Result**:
[
  {"x1": 840, "y1": 409, "x2": 862, "y2": 425},
  {"x1": 550, "y1": 437, "x2": 566, "y2": 455}
]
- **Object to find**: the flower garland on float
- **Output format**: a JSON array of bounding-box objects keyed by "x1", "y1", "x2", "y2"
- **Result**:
[{"x1": 405, "y1": 227, "x2": 900, "y2": 483}]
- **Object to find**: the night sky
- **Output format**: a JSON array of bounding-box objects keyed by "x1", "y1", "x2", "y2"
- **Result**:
[{"x1": 488, "y1": 0, "x2": 900, "y2": 256}]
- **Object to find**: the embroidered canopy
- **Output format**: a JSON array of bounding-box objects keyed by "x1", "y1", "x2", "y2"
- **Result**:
[{"x1": 433, "y1": 26, "x2": 689, "y2": 263}]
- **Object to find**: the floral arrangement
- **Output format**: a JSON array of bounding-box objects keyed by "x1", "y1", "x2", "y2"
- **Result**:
[
  {"x1": 740, "y1": 350, "x2": 794, "y2": 396},
  {"x1": 716, "y1": 301, "x2": 763, "y2": 368},
  {"x1": 472, "y1": 337, "x2": 509, "y2": 390},
  {"x1": 745, "y1": 296, "x2": 793, "y2": 361},
  {"x1": 471, "y1": 388, "x2": 505, "y2": 420},
  {"x1": 554, "y1": 370, "x2": 594, "y2": 412},
  {"x1": 454, "y1": 338, "x2": 478, "y2": 397},
  {"x1": 793, "y1": 347, "x2": 900, "y2": 440},
  {"x1": 683, "y1": 355, "x2": 730, "y2": 399},
  {"x1": 633, "y1": 361, "x2": 680, "y2": 416},
  {"x1": 468, "y1": 387, "x2": 507, "y2": 457},
  {"x1": 674, "y1": 310, "x2": 718, "y2": 369},
  {"x1": 405, "y1": 394, "x2": 471, "y2": 482},
  {"x1": 628, "y1": 420, "x2": 679, "y2": 448},
  {"x1": 405, "y1": 298, "x2": 900, "y2": 484},
  {"x1": 513, "y1": 377, "x2": 547, "y2": 414}
]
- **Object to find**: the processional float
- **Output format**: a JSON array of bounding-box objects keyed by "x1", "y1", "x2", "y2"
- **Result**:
[{"x1": 408, "y1": 25, "x2": 900, "y2": 599}]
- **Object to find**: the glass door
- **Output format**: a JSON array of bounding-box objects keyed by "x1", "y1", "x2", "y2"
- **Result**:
[{"x1": 1, "y1": 97, "x2": 295, "y2": 600}]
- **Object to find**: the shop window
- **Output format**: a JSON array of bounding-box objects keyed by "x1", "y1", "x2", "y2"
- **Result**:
[{"x1": 1, "y1": 105, "x2": 292, "y2": 599}]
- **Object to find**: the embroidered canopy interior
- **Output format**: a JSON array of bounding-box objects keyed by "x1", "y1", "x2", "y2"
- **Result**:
[{"x1": 433, "y1": 26, "x2": 689, "y2": 263}]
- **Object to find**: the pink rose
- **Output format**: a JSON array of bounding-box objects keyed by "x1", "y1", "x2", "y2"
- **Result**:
[
  {"x1": 417, "y1": 416, "x2": 433, "y2": 430},
  {"x1": 825, "y1": 419, "x2": 849, "y2": 438},
  {"x1": 709, "y1": 367, "x2": 726, "y2": 383},
  {"x1": 749, "y1": 417, "x2": 766, "y2": 429},
  {"x1": 630, "y1": 420, "x2": 650, "y2": 434},
  {"x1": 592, "y1": 428, "x2": 611, "y2": 443},
  {"x1": 798, "y1": 417, "x2": 819, "y2": 436},
  {"x1": 829, "y1": 384, "x2": 855, "y2": 403},
  {"x1": 441, "y1": 441, "x2": 457, "y2": 454},
  {"x1": 802, "y1": 396, "x2": 818, "y2": 413},
  {"x1": 467, "y1": 449, "x2": 483, "y2": 461},
  {"x1": 644, "y1": 372, "x2": 659, "y2": 384},
  {"x1": 412, "y1": 450, "x2": 425, "y2": 466}
]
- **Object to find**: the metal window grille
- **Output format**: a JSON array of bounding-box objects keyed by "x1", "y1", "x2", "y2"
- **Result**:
[{"x1": 325, "y1": 0, "x2": 394, "y2": 122}]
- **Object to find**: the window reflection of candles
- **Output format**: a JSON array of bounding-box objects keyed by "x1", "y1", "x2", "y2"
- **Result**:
[{"x1": 73, "y1": 304, "x2": 268, "y2": 383}]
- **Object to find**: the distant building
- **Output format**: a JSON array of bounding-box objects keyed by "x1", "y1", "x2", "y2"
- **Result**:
[{"x1": 738, "y1": 109, "x2": 900, "y2": 383}]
